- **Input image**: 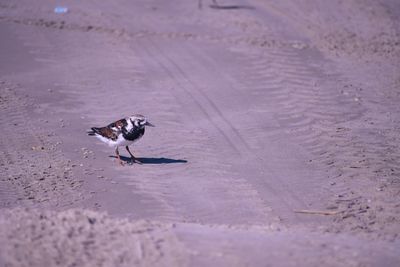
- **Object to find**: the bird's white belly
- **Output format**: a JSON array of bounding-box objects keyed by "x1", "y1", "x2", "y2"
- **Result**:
[{"x1": 95, "y1": 133, "x2": 142, "y2": 147}]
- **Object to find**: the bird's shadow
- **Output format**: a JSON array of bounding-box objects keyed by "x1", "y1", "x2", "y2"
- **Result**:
[{"x1": 109, "y1": 155, "x2": 188, "y2": 165}]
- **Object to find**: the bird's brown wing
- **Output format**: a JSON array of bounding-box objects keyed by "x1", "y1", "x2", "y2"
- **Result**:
[
  {"x1": 108, "y1": 118, "x2": 128, "y2": 130},
  {"x1": 90, "y1": 118, "x2": 127, "y2": 141},
  {"x1": 91, "y1": 126, "x2": 119, "y2": 141}
]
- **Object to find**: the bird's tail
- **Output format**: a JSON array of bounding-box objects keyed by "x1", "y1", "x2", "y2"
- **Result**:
[{"x1": 87, "y1": 127, "x2": 100, "y2": 136}]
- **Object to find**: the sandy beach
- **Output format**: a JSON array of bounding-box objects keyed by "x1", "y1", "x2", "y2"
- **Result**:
[{"x1": 1, "y1": 0, "x2": 400, "y2": 266}]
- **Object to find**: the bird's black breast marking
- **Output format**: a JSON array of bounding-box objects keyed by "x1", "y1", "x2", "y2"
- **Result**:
[{"x1": 123, "y1": 126, "x2": 145, "y2": 141}]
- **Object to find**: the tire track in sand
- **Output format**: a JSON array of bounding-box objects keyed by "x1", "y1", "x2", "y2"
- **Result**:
[
  {"x1": 175, "y1": 43, "x2": 327, "y2": 223},
  {"x1": 134, "y1": 36, "x2": 327, "y2": 225},
  {"x1": 133, "y1": 37, "x2": 280, "y2": 225}
]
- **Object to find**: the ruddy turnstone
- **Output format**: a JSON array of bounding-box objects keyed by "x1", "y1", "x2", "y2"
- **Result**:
[{"x1": 87, "y1": 114, "x2": 154, "y2": 165}]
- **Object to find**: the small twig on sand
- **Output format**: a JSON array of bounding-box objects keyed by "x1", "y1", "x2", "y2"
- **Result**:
[
  {"x1": 335, "y1": 197, "x2": 361, "y2": 202},
  {"x1": 294, "y1": 209, "x2": 341, "y2": 215}
]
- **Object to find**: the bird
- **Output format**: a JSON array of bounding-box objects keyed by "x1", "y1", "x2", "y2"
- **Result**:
[{"x1": 87, "y1": 114, "x2": 155, "y2": 165}]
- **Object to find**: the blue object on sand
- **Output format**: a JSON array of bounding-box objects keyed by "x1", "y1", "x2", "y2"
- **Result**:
[{"x1": 54, "y1": 6, "x2": 68, "y2": 14}]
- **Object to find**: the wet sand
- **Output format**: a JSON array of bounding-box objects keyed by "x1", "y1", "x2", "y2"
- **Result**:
[{"x1": 1, "y1": 0, "x2": 400, "y2": 266}]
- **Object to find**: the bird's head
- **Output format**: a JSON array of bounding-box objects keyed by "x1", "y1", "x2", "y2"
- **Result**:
[{"x1": 129, "y1": 114, "x2": 155, "y2": 128}]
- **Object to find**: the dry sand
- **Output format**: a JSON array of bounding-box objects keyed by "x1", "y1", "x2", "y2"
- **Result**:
[{"x1": 1, "y1": 0, "x2": 400, "y2": 266}]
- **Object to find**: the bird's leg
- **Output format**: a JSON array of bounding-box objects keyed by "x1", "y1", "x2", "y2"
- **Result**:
[
  {"x1": 126, "y1": 146, "x2": 141, "y2": 164},
  {"x1": 115, "y1": 147, "x2": 124, "y2": 166}
]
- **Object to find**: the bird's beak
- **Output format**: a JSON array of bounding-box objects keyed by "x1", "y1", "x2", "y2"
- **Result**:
[{"x1": 145, "y1": 121, "x2": 155, "y2": 127}]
